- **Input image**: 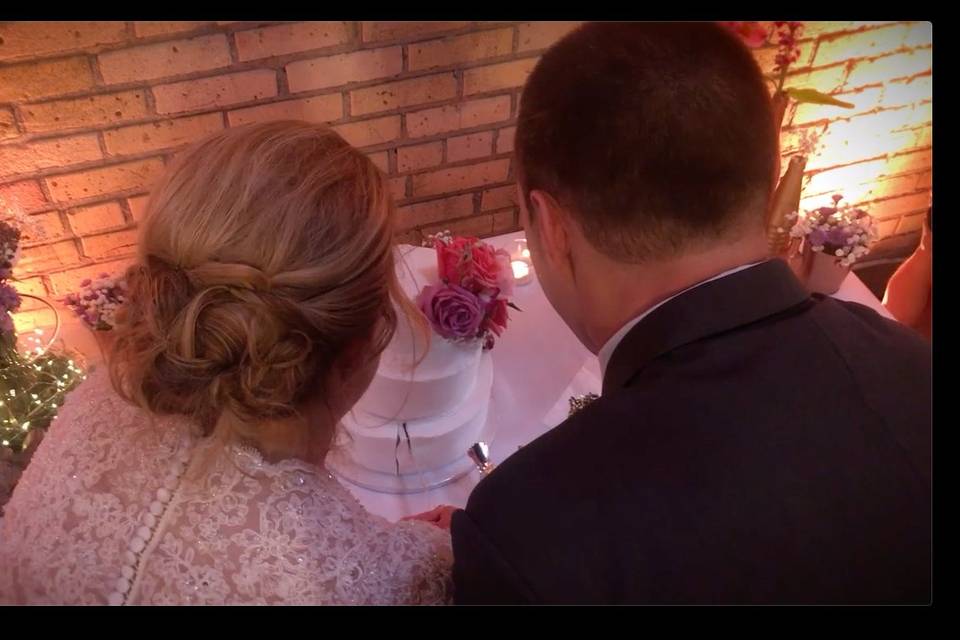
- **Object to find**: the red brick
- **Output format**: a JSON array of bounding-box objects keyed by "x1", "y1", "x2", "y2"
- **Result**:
[
  {"x1": 0, "y1": 180, "x2": 47, "y2": 213},
  {"x1": 883, "y1": 74, "x2": 932, "y2": 108},
  {"x1": 492, "y1": 208, "x2": 516, "y2": 234},
  {"x1": 235, "y1": 22, "x2": 352, "y2": 61},
  {"x1": 517, "y1": 21, "x2": 583, "y2": 52},
  {"x1": 349, "y1": 73, "x2": 457, "y2": 116},
  {"x1": 397, "y1": 142, "x2": 444, "y2": 173},
  {"x1": 395, "y1": 229, "x2": 421, "y2": 245},
  {"x1": 496, "y1": 126, "x2": 515, "y2": 154},
  {"x1": 814, "y1": 24, "x2": 912, "y2": 67},
  {"x1": 367, "y1": 151, "x2": 389, "y2": 173},
  {"x1": 397, "y1": 193, "x2": 475, "y2": 229},
  {"x1": 332, "y1": 116, "x2": 402, "y2": 148},
  {"x1": 153, "y1": 70, "x2": 278, "y2": 115},
  {"x1": 409, "y1": 28, "x2": 513, "y2": 71},
  {"x1": 0, "y1": 22, "x2": 127, "y2": 62},
  {"x1": 45, "y1": 158, "x2": 166, "y2": 203},
  {"x1": 133, "y1": 22, "x2": 212, "y2": 38},
  {"x1": 20, "y1": 90, "x2": 150, "y2": 134},
  {"x1": 422, "y1": 212, "x2": 499, "y2": 239},
  {"x1": 802, "y1": 157, "x2": 888, "y2": 201},
  {"x1": 463, "y1": 58, "x2": 538, "y2": 96},
  {"x1": 46, "y1": 258, "x2": 133, "y2": 295},
  {"x1": 0, "y1": 57, "x2": 96, "y2": 102},
  {"x1": 784, "y1": 64, "x2": 848, "y2": 95},
  {"x1": 389, "y1": 176, "x2": 408, "y2": 202},
  {"x1": 447, "y1": 131, "x2": 494, "y2": 163},
  {"x1": 0, "y1": 109, "x2": 17, "y2": 142},
  {"x1": 862, "y1": 192, "x2": 930, "y2": 221},
  {"x1": 227, "y1": 95, "x2": 343, "y2": 127},
  {"x1": 286, "y1": 47, "x2": 402, "y2": 93},
  {"x1": 10, "y1": 275, "x2": 47, "y2": 297},
  {"x1": 799, "y1": 22, "x2": 887, "y2": 40},
  {"x1": 884, "y1": 149, "x2": 931, "y2": 176},
  {"x1": 411, "y1": 159, "x2": 510, "y2": 197},
  {"x1": 361, "y1": 22, "x2": 470, "y2": 43},
  {"x1": 81, "y1": 229, "x2": 139, "y2": 260},
  {"x1": 104, "y1": 113, "x2": 224, "y2": 156},
  {"x1": 896, "y1": 212, "x2": 926, "y2": 234},
  {"x1": 805, "y1": 112, "x2": 921, "y2": 171},
  {"x1": 0, "y1": 134, "x2": 103, "y2": 178},
  {"x1": 67, "y1": 201, "x2": 128, "y2": 236},
  {"x1": 861, "y1": 173, "x2": 924, "y2": 202},
  {"x1": 406, "y1": 96, "x2": 511, "y2": 138},
  {"x1": 98, "y1": 35, "x2": 231, "y2": 85},
  {"x1": 875, "y1": 217, "x2": 900, "y2": 238},
  {"x1": 18, "y1": 240, "x2": 82, "y2": 274},
  {"x1": 915, "y1": 171, "x2": 932, "y2": 190},
  {"x1": 843, "y1": 48, "x2": 931, "y2": 89},
  {"x1": 127, "y1": 194, "x2": 150, "y2": 222},
  {"x1": 19, "y1": 211, "x2": 66, "y2": 244},
  {"x1": 790, "y1": 87, "x2": 882, "y2": 127},
  {"x1": 481, "y1": 185, "x2": 516, "y2": 211},
  {"x1": 903, "y1": 22, "x2": 933, "y2": 48}
]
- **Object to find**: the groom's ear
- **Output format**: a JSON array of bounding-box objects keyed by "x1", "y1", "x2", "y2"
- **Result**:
[{"x1": 528, "y1": 189, "x2": 572, "y2": 267}]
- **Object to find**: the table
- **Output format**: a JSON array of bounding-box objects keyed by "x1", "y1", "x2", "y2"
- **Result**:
[{"x1": 340, "y1": 231, "x2": 895, "y2": 521}]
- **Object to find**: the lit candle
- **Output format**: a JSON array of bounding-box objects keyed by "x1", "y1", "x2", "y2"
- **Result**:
[
  {"x1": 511, "y1": 259, "x2": 531, "y2": 282},
  {"x1": 510, "y1": 237, "x2": 533, "y2": 285}
]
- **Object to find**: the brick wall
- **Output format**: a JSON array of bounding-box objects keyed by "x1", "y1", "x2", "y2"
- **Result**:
[{"x1": 0, "y1": 21, "x2": 932, "y2": 337}]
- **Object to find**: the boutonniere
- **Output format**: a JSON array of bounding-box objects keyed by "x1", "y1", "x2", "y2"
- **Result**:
[{"x1": 568, "y1": 393, "x2": 600, "y2": 417}]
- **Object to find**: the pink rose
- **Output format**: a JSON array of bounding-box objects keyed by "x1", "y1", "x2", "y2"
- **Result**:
[
  {"x1": 435, "y1": 236, "x2": 478, "y2": 285},
  {"x1": 465, "y1": 242, "x2": 514, "y2": 297},
  {"x1": 436, "y1": 236, "x2": 514, "y2": 297},
  {"x1": 417, "y1": 283, "x2": 484, "y2": 341}
]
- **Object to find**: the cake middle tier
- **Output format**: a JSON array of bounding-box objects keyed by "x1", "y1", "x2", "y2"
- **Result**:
[
  {"x1": 357, "y1": 329, "x2": 483, "y2": 421},
  {"x1": 340, "y1": 352, "x2": 493, "y2": 475}
]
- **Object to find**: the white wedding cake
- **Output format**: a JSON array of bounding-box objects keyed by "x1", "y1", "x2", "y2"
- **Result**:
[{"x1": 332, "y1": 237, "x2": 513, "y2": 490}]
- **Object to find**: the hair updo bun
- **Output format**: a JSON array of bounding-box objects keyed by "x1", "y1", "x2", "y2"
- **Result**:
[{"x1": 109, "y1": 121, "x2": 403, "y2": 442}]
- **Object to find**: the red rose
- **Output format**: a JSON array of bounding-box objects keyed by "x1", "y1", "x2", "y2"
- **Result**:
[
  {"x1": 435, "y1": 236, "x2": 478, "y2": 285},
  {"x1": 483, "y1": 297, "x2": 510, "y2": 337},
  {"x1": 720, "y1": 21, "x2": 769, "y2": 48}
]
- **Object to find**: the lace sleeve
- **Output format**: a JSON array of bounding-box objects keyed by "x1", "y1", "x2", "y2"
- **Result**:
[{"x1": 355, "y1": 517, "x2": 454, "y2": 605}]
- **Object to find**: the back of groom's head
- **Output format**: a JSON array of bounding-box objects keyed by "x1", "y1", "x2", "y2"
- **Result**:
[{"x1": 516, "y1": 22, "x2": 778, "y2": 263}]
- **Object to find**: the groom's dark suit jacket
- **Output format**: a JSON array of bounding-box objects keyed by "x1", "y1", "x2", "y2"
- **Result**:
[{"x1": 451, "y1": 260, "x2": 931, "y2": 604}]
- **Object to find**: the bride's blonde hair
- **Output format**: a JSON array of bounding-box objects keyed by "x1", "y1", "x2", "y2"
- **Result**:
[{"x1": 108, "y1": 121, "x2": 408, "y2": 447}]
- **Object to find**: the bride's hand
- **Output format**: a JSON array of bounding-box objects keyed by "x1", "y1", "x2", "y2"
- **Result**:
[{"x1": 403, "y1": 505, "x2": 458, "y2": 530}]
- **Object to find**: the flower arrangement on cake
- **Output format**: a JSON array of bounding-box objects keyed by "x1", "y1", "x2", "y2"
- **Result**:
[{"x1": 416, "y1": 232, "x2": 519, "y2": 350}]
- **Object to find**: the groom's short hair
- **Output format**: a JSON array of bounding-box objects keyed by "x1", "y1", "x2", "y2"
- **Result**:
[{"x1": 515, "y1": 22, "x2": 778, "y2": 263}]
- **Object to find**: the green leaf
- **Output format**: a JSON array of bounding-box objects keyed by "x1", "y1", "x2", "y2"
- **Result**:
[{"x1": 785, "y1": 87, "x2": 855, "y2": 108}]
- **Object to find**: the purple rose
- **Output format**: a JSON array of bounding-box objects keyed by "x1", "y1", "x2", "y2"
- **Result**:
[
  {"x1": 824, "y1": 226, "x2": 849, "y2": 248},
  {"x1": 808, "y1": 229, "x2": 827, "y2": 247},
  {"x1": 417, "y1": 283, "x2": 483, "y2": 340}
]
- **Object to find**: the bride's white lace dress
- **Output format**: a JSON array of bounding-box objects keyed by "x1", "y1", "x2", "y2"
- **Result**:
[{"x1": 0, "y1": 369, "x2": 452, "y2": 605}]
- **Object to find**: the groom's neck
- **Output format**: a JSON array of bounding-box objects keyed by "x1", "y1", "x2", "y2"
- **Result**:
[{"x1": 579, "y1": 232, "x2": 769, "y2": 353}]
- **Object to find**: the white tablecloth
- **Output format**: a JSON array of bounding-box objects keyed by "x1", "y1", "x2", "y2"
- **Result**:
[{"x1": 338, "y1": 231, "x2": 895, "y2": 521}]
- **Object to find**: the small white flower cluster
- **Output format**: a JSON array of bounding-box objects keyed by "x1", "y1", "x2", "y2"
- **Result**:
[
  {"x1": 1, "y1": 243, "x2": 18, "y2": 270},
  {"x1": 65, "y1": 273, "x2": 127, "y2": 331},
  {"x1": 788, "y1": 200, "x2": 879, "y2": 268},
  {"x1": 422, "y1": 230, "x2": 454, "y2": 247}
]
